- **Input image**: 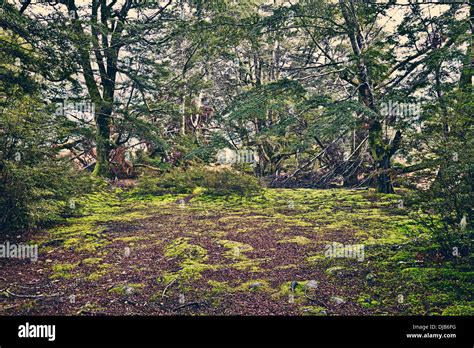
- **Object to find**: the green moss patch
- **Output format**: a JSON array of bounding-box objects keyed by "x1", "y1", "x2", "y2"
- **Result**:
[
  {"x1": 277, "y1": 236, "x2": 313, "y2": 245},
  {"x1": 109, "y1": 283, "x2": 145, "y2": 295},
  {"x1": 51, "y1": 263, "x2": 79, "y2": 279}
]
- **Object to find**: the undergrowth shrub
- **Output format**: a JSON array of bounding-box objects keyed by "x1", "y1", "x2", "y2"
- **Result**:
[
  {"x1": 0, "y1": 160, "x2": 93, "y2": 235},
  {"x1": 407, "y1": 90, "x2": 473, "y2": 259},
  {"x1": 0, "y1": 95, "x2": 93, "y2": 235},
  {"x1": 136, "y1": 166, "x2": 262, "y2": 197}
]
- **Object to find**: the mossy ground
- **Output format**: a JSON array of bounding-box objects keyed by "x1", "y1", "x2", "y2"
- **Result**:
[{"x1": 0, "y1": 187, "x2": 472, "y2": 315}]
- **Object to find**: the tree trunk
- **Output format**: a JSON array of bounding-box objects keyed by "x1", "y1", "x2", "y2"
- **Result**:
[
  {"x1": 338, "y1": 0, "x2": 401, "y2": 193},
  {"x1": 92, "y1": 105, "x2": 111, "y2": 177},
  {"x1": 376, "y1": 154, "x2": 395, "y2": 194},
  {"x1": 66, "y1": 1, "x2": 128, "y2": 178},
  {"x1": 343, "y1": 126, "x2": 365, "y2": 187},
  {"x1": 368, "y1": 120, "x2": 401, "y2": 194}
]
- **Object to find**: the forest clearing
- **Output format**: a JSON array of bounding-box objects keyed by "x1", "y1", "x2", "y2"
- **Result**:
[{"x1": 1, "y1": 186, "x2": 472, "y2": 316}]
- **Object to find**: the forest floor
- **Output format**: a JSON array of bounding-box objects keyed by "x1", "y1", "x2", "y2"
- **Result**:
[{"x1": 1, "y1": 188, "x2": 473, "y2": 316}]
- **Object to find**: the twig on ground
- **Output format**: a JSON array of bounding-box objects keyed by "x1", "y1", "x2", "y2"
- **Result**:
[
  {"x1": 172, "y1": 301, "x2": 204, "y2": 311},
  {"x1": 76, "y1": 310, "x2": 107, "y2": 316},
  {"x1": 161, "y1": 278, "x2": 177, "y2": 298},
  {"x1": 3, "y1": 288, "x2": 62, "y2": 299}
]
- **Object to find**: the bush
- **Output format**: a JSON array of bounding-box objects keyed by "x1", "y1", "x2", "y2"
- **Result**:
[
  {"x1": 136, "y1": 166, "x2": 263, "y2": 197},
  {"x1": 0, "y1": 95, "x2": 93, "y2": 235},
  {"x1": 136, "y1": 166, "x2": 206, "y2": 195},
  {"x1": 202, "y1": 168, "x2": 262, "y2": 197},
  {"x1": 0, "y1": 159, "x2": 93, "y2": 235},
  {"x1": 408, "y1": 90, "x2": 473, "y2": 258},
  {"x1": 411, "y1": 160, "x2": 473, "y2": 258}
]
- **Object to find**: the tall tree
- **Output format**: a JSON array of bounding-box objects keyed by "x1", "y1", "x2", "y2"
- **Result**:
[{"x1": 11, "y1": 0, "x2": 190, "y2": 176}]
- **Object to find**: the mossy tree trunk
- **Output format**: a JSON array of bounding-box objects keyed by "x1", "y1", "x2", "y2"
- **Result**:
[
  {"x1": 339, "y1": 0, "x2": 402, "y2": 193},
  {"x1": 66, "y1": 1, "x2": 129, "y2": 178},
  {"x1": 92, "y1": 105, "x2": 112, "y2": 177},
  {"x1": 368, "y1": 120, "x2": 402, "y2": 194}
]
